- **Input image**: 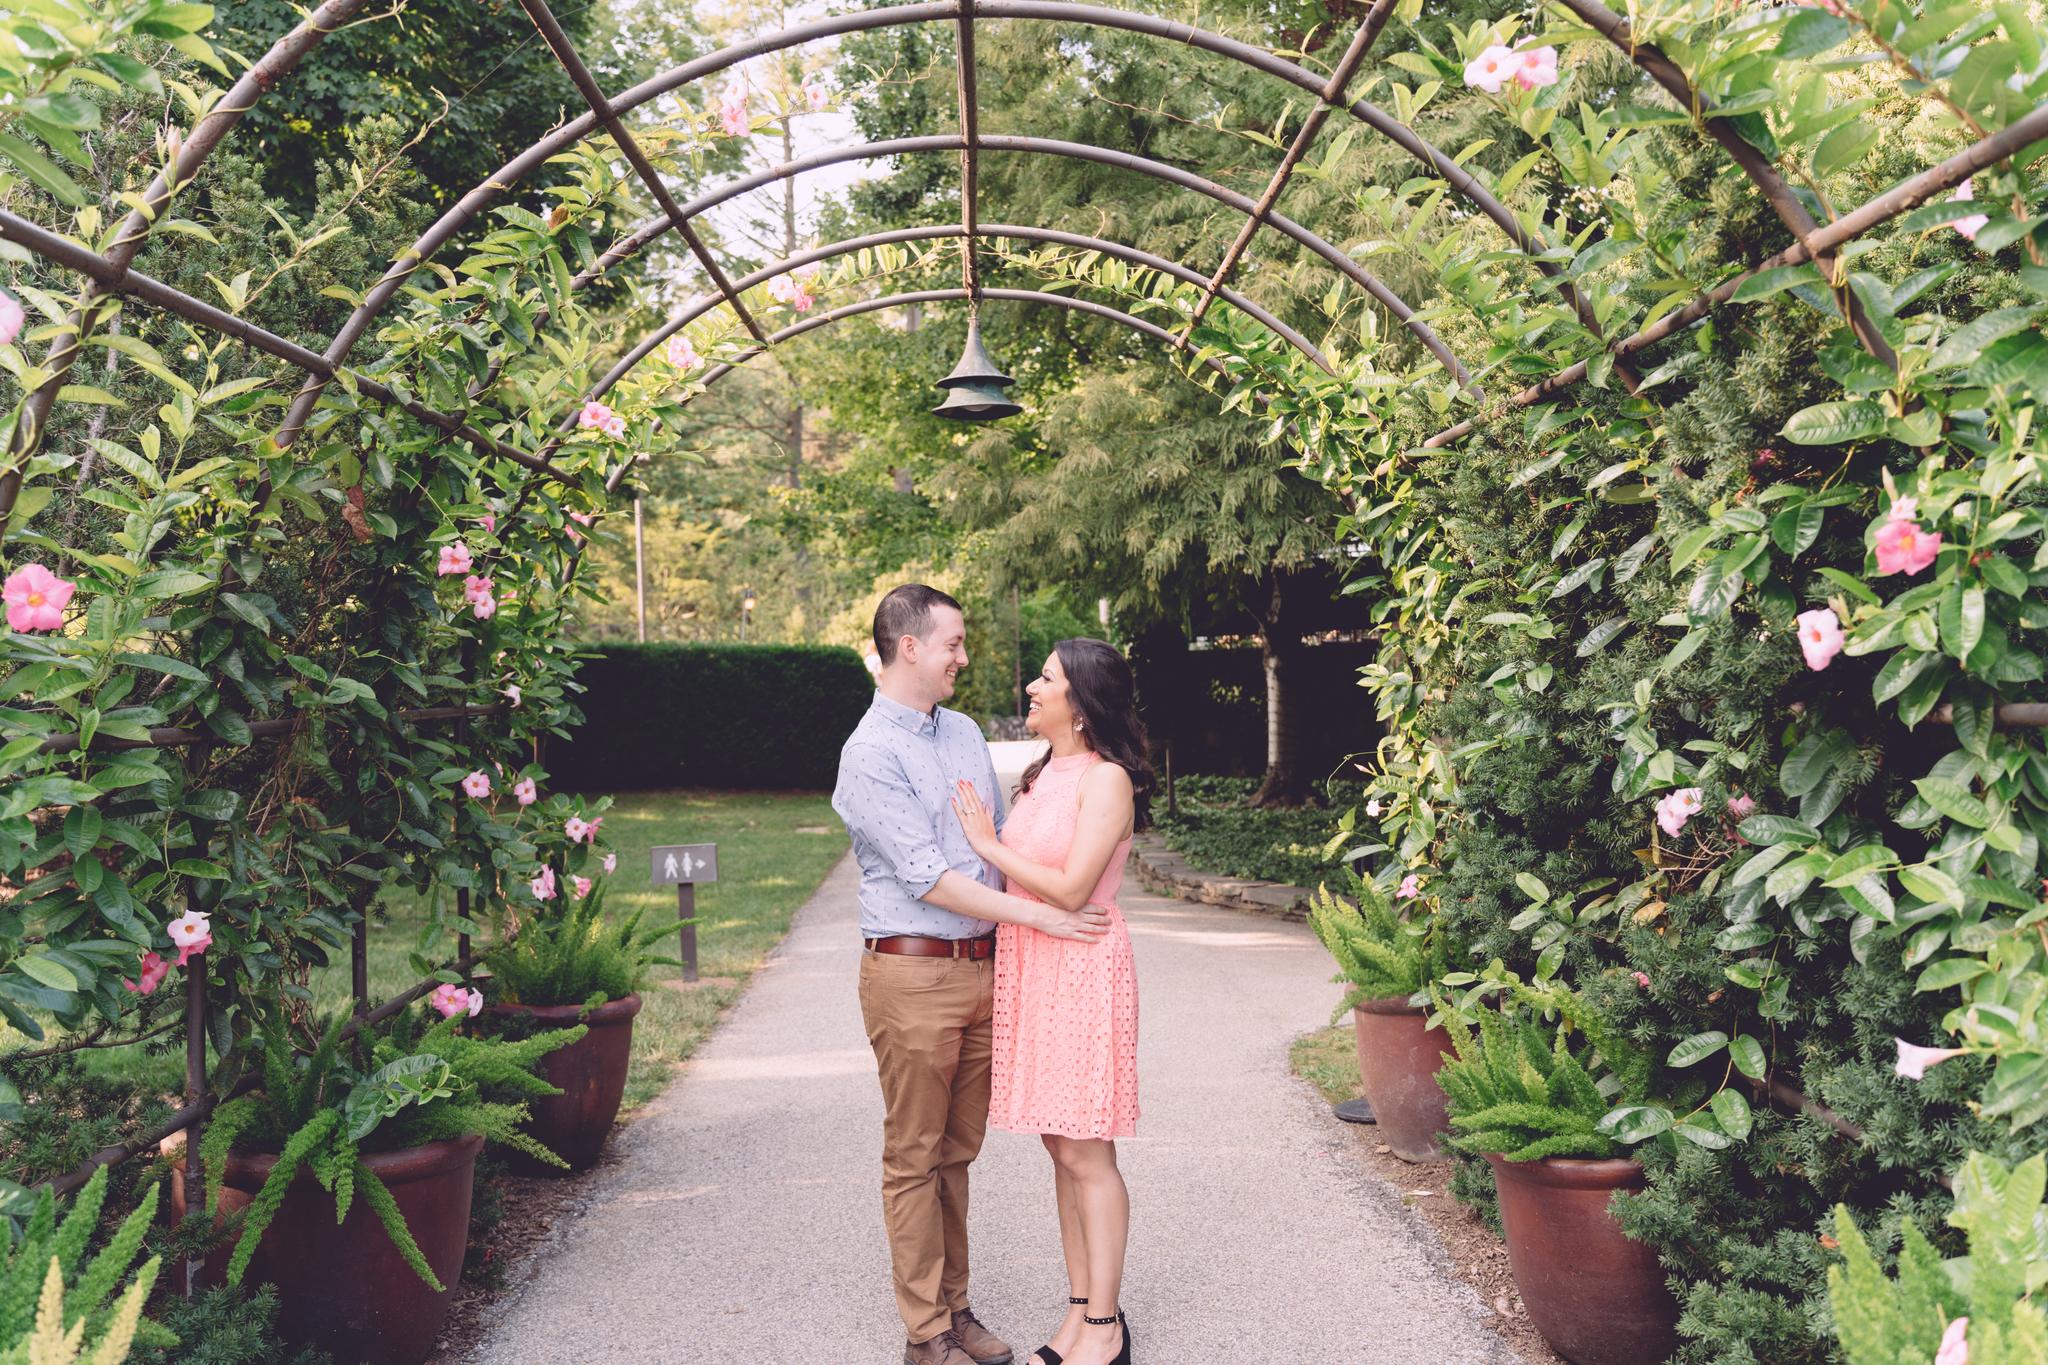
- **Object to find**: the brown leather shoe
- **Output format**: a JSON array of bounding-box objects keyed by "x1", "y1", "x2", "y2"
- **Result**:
[
  {"x1": 904, "y1": 1329, "x2": 977, "y2": 1365},
  {"x1": 951, "y1": 1308, "x2": 1015, "y2": 1365}
]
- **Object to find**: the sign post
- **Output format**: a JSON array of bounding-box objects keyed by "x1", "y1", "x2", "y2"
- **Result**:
[{"x1": 649, "y1": 843, "x2": 718, "y2": 982}]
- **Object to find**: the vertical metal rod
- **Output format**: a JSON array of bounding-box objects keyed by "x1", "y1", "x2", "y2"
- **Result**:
[
  {"x1": 677, "y1": 883, "x2": 699, "y2": 983},
  {"x1": 352, "y1": 910, "x2": 370, "y2": 1017},
  {"x1": 181, "y1": 959, "x2": 206, "y2": 1297},
  {"x1": 634, "y1": 495, "x2": 648, "y2": 643},
  {"x1": 955, "y1": 0, "x2": 981, "y2": 302},
  {"x1": 1165, "y1": 742, "x2": 1177, "y2": 820},
  {"x1": 180, "y1": 735, "x2": 214, "y2": 1298}
]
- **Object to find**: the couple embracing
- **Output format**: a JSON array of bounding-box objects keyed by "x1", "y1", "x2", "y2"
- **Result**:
[{"x1": 832, "y1": 584, "x2": 1152, "y2": 1365}]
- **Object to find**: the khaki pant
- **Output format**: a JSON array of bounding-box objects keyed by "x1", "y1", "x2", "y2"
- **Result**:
[{"x1": 858, "y1": 949, "x2": 995, "y2": 1344}]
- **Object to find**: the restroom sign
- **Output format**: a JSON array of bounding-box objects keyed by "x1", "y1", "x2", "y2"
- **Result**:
[{"x1": 651, "y1": 843, "x2": 719, "y2": 884}]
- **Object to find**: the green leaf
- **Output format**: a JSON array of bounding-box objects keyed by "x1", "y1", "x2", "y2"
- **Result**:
[
  {"x1": 1675, "y1": 1121, "x2": 1733, "y2": 1149},
  {"x1": 1913, "y1": 778, "x2": 1992, "y2": 828},
  {"x1": 0, "y1": 131, "x2": 90, "y2": 206},
  {"x1": 1739, "y1": 814, "x2": 1821, "y2": 845},
  {"x1": 1781, "y1": 400, "x2": 1886, "y2": 446},
  {"x1": 14, "y1": 955, "x2": 78, "y2": 993},
  {"x1": 1728, "y1": 1036, "x2": 1767, "y2": 1079},
  {"x1": 1709, "y1": 1088, "x2": 1753, "y2": 1141},
  {"x1": 1916, "y1": 957, "x2": 1989, "y2": 992},
  {"x1": 1668, "y1": 1031, "x2": 1729, "y2": 1067},
  {"x1": 1733, "y1": 264, "x2": 1823, "y2": 303}
]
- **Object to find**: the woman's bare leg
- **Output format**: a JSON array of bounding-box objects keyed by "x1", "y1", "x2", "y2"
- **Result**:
[
  {"x1": 1049, "y1": 1137, "x2": 1128, "y2": 1365},
  {"x1": 1037, "y1": 1135, "x2": 1091, "y2": 1363}
]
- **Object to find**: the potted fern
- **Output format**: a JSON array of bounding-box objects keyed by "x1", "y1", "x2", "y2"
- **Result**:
[
  {"x1": 1308, "y1": 867, "x2": 1455, "y2": 1159},
  {"x1": 482, "y1": 879, "x2": 678, "y2": 1172},
  {"x1": 1434, "y1": 983, "x2": 1681, "y2": 1365},
  {"x1": 171, "y1": 1009, "x2": 585, "y2": 1365}
]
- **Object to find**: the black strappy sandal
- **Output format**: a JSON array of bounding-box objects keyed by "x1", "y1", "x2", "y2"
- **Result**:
[
  {"x1": 1084, "y1": 1309, "x2": 1132, "y2": 1365},
  {"x1": 1028, "y1": 1298, "x2": 1089, "y2": 1365}
]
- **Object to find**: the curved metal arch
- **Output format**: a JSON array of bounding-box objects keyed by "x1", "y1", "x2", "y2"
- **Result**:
[
  {"x1": 276, "y1": 0, "x2": 1589, "y2": 445},
  {"x1": 604, "y1": 224, "x2": 1334, "y2": 399},
  {"x1": 596, "y1": 286, "x2": 1241, "y2": 497},
  {"x1": 582, "y1": 135, "x2": 1456, "y2": 378}
]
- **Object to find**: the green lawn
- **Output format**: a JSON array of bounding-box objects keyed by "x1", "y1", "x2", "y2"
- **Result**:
[
  {"x1": 1291, "y1": 1022, "x2": 1363, "y2": 1106},
  {"x1": 67, "y1": 790, "x2": 847, "y2": 1115}
]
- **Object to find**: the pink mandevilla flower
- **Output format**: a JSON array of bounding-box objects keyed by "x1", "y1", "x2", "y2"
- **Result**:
[
  {"x1": 1726, "y1": 793, "x2": 1757, "y2": 820},
  {"x1": 1655, "y1": 788, "x2": 1703, "y2": 838},
  {"x1": 431, "y1": 983, "x2": 484, "y2": 1019},
  {"x1": 1514, "y1": 46, "x2": 1559, "y2": 89},
  {"x1": 530, "y1": 866, "x2": 557, "y2": 901},
  {"x1": 1463, "y1": 44, "x2": 1517, "y2": 93},
  {"x1": 437, "y1": 542, "x2": 473, "y2": 576},
  {"x1": 602, "y1": 852, "x2": 618, "y2": 874},
  {"x1": 1632, "y1": 972, "x2": 1651, "y2": 989},
  {"x1": 572, "y1": 875, "x2": 593, "y2": 899},
  {"x1": 804, "y1": 79, "x2": 829, "y2": 111},
  {"x1": 584, "y1": 816, "x2": 603, "y2": 842},
  {"x1": 1886, "y1": 497, "x2": 1918, "y2": 523},
  {"x1": 3, "y1": 563, "x2": 76, "y2": 632},
  {"x1": 1948, "y1": 179, "x2": 1989, "y2": 243},
  {"x1": 461, "y1": 770, "x2": 491, "y2": 799},
  {"x1": 564, "y1": 816, "x2": 590, "y2": 842},
  {"x1": 167, "y1": 911, "x2": 211, "y2": 967},
  {"x1": 666, "y1": 333, "x2": 701, "y2": 371},
  {"x1": 1936, "y1": 1317, "x2": 1969, "y2": 1365},
  {"x1": 577, "y1": 400, "x2": 614, "y2": 430},
  {"x1": 1795, "y1": 607, "x2": 1845, "y2": 671},
  {"x1": 1397, "y1": 873, "x2": 1422, "y2": 900},
  {"x1": 602, "y1": 413, "x2": 626, "y2": 438},
  {"x1": 0, "y1": 290, "x2": 23, "y2": 347},
  {"x1": 504, "y1": 682, "x2": 522, "y2": 707},
  {"x1": 720, "y1": 86, "x2": 750, "y2": 136},
  {"x1": 471, "y1": 593, "x2": 497, "y2": 620},
  {"x1": 1895, "y1": 1038, "x2": 1969, "y2": 1080},
  {"x1": 478, "y1": 513, "x2": 496, "y2": 535},
  {"x1": 463, "y1": 574, "x2": 494, "y2": 606},
  {"x1": 124, "y1": 951, "x2": 170, "y2": 995},
  {"x1": 1874, "y1": 517, "x2": 1941, "y2": 576},
  {"x1": 513, "y1": 777, "x2": 538, "y2": 806}
]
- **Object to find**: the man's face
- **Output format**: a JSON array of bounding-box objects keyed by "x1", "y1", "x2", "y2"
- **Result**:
[{"x1": 902, "y1": 604, "x2": 969, "y2": 703}]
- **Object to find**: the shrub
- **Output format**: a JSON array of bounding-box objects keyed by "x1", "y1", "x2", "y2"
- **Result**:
[
  {"x1": 1152, "y1": 775, "x2": 1345, "y2": 885},
  {"x1": 544, "y1": 643, "x2": 874, "y2": 790}
]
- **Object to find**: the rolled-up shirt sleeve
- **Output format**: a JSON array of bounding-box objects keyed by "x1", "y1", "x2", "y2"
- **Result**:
[{"x1": 834, "y1": 742, "x2": 951, "y2": 899}]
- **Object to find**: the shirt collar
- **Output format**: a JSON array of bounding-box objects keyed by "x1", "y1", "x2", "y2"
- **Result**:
[{"x1": 871, "y1": 690, "x2": 940, "y2": 738}]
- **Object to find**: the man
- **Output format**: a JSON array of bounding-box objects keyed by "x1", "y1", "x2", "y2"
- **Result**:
[{"x1": 834, "y1": 585, "x2": 1112, "y2": 1365}]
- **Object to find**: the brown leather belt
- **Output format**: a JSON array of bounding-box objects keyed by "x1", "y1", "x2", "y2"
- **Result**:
[{"x1": 864, "y1": 934, "x2": 997, "y2": 959}]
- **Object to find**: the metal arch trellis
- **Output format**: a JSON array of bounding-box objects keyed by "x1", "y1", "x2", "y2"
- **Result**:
[{"x1": 4, "y1": 0, "x2": 2047, "y2": 1215}]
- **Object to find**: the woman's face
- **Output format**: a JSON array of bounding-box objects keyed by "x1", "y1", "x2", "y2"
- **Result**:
[{"x1": 1024, "y1": 649, "x2": 1077, "y2": 739}]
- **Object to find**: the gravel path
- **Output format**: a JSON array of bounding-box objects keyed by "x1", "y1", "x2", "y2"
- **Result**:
[{"x1": 468, "y1": 852, "x2": 1522, "y2": 1364}]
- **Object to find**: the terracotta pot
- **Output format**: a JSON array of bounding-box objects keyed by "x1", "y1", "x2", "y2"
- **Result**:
[
  {"x1": 489, "y1": 993, "x2": 641, "y2": 1174},
  {"x1": 170, "y1": 1132, "x2": 481, "y2": 1365},
  {"x1": 1352, "y1": 996, "x2": 1453, "y2": 1160},
  {"x1": 1484, "y1": 1154, "x2": 1682, "y2": 1365}
]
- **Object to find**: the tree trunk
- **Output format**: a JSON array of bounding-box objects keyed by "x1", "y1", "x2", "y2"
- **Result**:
[{"x1": 1249, "y1": 573, "x2": 1311, "y2": 807}]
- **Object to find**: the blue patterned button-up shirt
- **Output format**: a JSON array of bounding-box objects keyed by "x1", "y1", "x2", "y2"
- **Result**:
[{"x1": 832, "y1": 691, "x2": 1004, "y2": 939}]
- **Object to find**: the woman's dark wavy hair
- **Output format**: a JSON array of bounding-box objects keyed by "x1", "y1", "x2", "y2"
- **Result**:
[{"x1": 1018, "y1": 638, "x2": 1157, "y2": 831}]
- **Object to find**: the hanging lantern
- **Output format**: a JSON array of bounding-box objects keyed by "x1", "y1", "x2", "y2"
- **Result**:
[{"x1": 931, "y1": 315, "x2": 1021, "y2": 421}]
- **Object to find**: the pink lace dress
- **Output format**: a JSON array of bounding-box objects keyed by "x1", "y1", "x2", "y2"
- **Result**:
[{"x1": 989, "y1": 752, "x2": 1140, "y2": 1139}]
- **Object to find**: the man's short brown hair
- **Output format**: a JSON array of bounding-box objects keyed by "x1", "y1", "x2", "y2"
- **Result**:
[{"x1": 873, "y1": 584, "x2": 963, "y2": 665}]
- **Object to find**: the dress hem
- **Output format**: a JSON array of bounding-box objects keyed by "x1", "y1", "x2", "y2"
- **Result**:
[{"x1": 991, "y1": 1119, "x2": 1138, "y2": 1140}]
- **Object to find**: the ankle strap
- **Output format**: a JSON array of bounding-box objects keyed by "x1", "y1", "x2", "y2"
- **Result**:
[
  {"x1": 1084, "y1": 1313, "x2": 1119, "y2": 1325},
  {"x1": 1070, "y1": 1296, "x2": 1087, "y2": 1305}
]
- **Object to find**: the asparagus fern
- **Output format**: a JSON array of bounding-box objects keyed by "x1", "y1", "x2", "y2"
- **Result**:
[
  {"x1": 1307, "y1": 867, "x2": 1448, "y2": 1011},
  {"x1": 0, "y1": 1167, "x2": 170, "y2": 1363},
  {"x1": 201, "y1": 1009, "x2": 585, "y2": 1291}
]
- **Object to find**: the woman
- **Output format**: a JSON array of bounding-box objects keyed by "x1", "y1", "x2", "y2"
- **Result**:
[{"x1": 951, "y1": 637, "x2": 1152, "y2": 1365}]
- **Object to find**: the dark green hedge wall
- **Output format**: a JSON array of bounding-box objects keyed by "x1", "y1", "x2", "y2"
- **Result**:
[{"x1": 544, "y1": 644, "x2": 874, "y2": 791}]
